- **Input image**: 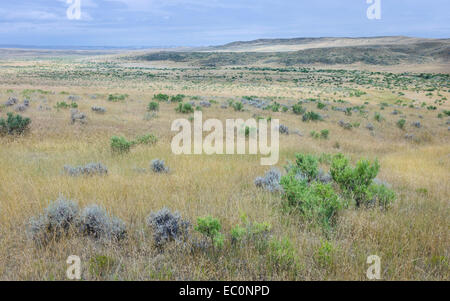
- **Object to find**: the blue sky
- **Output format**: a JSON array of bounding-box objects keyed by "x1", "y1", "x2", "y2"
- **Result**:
[{"x1": 0, "y1": 0, "x2": 449, "y2": 47}]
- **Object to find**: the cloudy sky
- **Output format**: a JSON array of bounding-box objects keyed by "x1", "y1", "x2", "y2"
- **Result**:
[{"x1": 0, "y1": 0, "x2": 449, "y2": 47}]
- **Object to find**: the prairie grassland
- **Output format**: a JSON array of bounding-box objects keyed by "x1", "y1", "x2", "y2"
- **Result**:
[{"x1": 0, "y1": 55, "x2": 449, "y2": 280}]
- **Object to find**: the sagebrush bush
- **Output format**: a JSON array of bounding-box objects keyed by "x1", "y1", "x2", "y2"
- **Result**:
[
  {"x1": 146, "y1": 208, "x2": 190, "y2": 247},
  {"x1": 64, "y1": 163, "x2": 108, "y2": 176},
  {"x1": 0, "y1": 112, "x2": 31, "y2": 135},
  {"x1": 28, "y1": 197, "x2": 79, "y2": 245},
  {"x1": 279, "y1": 124, "x2": 289, "y2": 135},
  {"x1": 151, "y1": 159, "x2": 169, "y2": 173},
  {"x1": 79, "y1": 205, "x2": 127, "y2": 241},
  {"x1": 254, "y1": 168, "x2": 283, "y2": 192},
  {"x1": 91, "y1": 106, "x2": 106, "y2": 113}
]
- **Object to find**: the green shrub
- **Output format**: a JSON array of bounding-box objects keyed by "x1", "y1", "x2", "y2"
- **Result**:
[
  {"x1": 110, "y1": 136, "x2": 133, "y2": 154},
  {"x1": 317, "y1": 102, "x2": 326, "y2": 110},
  {"x1": 315, "y1": 240, "x2": 335, "y2": 268},
  {"x1": 147, "y1": 101, "x2": 159, "y2": 111},
  {"x1": 270, "y1": 102, "x2": 280, "y2": 112},
  {"x1": 108, "y1": 94, "x2": 128, "y2": 102},
  {"x1": 374, "y1": 112, "x2": 383, "y2": 122},
  {"x1": 233, "y1": 101, "x2": 243, "y2": 111},
  {"x1": 195, "y1": 216, "x2": 224, "y2": 249},
  {"x1": 153, "y1": 93, "x2": 169, "y2": 102},
  {"x1": 320, "y1": 129, "x2": 329, "y2": 139},
  {"x1": 397, "y1": 119, "x2": 406, "y2": 129},
  {"x1": 330, "y1": 154, "x2": 380, "y2": 207},
  {"x1": 170, "y1": 94, "x2": 185, "y2": 102},
  {"x1": 367, "y1": 184, "x2": 396, "y2": 209},
  {"x1": 55, "y1": 101, "x2": 77, "y2": 109},
  {"x1": 280, "y1": 175, "x2": 342, "y2": 229},
  {"x1": 302, "y1": 111, "x2": 322, "y2": 122},
  {"x1": 293, "y1": 153, "x2": 319, "y2": 182},
  {"x1": 0, "y1": 112, "x2": 31, "y2": 135},
  {"x1": 292, "y1": 103, "x2": 305, "y2": 115},
  {"x1": 135, "y1": 134, "x2": 157, "y2": 145},
  {"x1": 175, "y1": 103, "x2": 194, "y2": 114},
  {"x1": 268, "y1": 237, "x2": 297, "y2": 272}
]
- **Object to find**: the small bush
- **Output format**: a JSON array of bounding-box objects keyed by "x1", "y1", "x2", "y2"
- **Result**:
[
  {"x1": 175, "y1": 103, "x2": 194, "y2": 114},
  {"x1": 0, "y1": 112, "x2": 31, "y2": 135},
  {"x1": 279, "y1": 124, "x2": 289, "y2": 135},
  {"x1": 330, "y1": 154, "x2": 380, "y2": 207},
  {"x1": 292, "y1": 153, "x2": 319, "y2": 182},
  {"x1": 79, "y1": 205, "x2": 127, "y2": 241},
  {"x1": 110, "y1": 136, "x2": 133, "y2": 154},
  {"x1": 367, "y1": 183, "x2": 396, "y2": 209},
  {"x1": 320, "y1": 129, "x2": 329, "y2": 139},
  {"x1": 135, "y1": 134, "x2": 157, "y2": 145},
  {"x1": 195, "y1": 216, "x2": 224, "y2": 249},
  {"x1": 28, "y1": 197, "x2": 79, "y2": 245},
  {"x1": 64, "y1": 163, "x2": 108, "y2": 177},
  {"x1": 268, "y1": 237, "x2": 298, "y2": 272},
  {"x1": 108, "y1": 94, "x2": 128, "y2": 102},
  {"x1": 374, "y1": 112, "x2": 383, "y2": 122},
  {"x1": 170, "y1": 94, "x2": 185, "y2": 102},
  {"x1": 302, "y1": 111, "x2": 322, "y2": 122},
  {"x1": 153, "y1": 93, "x2": 169, "y2": 102},
  {"x1": 254, "y1": 168, "x2": 283, "y2": 193},
  {"x1": 397, "y1": 119, "x2": 406, "y2": 130},
  {"x1": 233, "y1": 101, "x2": 243, "y2": 111},
  {"x1": 151, "y1": 159, "x2": 169, "y2": 173},
  {"x1": 91, "y1": 106, "x2": 106, "y2": 113},
  {"x1": 146, "y1": 208, "x2": 190, "y2": 247},
  {"x1": 147, "y1": 102, "x2": 159, "y2": 111},
  {"x1": 292, "y1": 104, "x2": 305, "y2": 115}
]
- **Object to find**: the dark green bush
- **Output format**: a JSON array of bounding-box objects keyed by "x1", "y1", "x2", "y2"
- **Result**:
[
  {"x1": 110, "y1": 136, "x2": 133, "y2": 154},
  {"x1": 397, "y1": 119, "x2": 406, "y2": 129},
  {"x1": 0, "y1": 112, "x2": 31, "y2": 135},
  {"x1": 292, "y1": 104, "x2": 305, "y2": 115},
  {"x1": 170, "y1": 94, "x2": 185, "y2": 102},
  {"x1": 233, "y1": 101, "x2": 243, "y2": 111},
  {"x1": 175, "y1": 103, "x2": 194, "y2": 114},
  {"x1": 153, "y1": 93, "x2": 169, "y2": 102},
  {"x1": 330, "y1": 154, "x2": 380, "y2": 207},
  {"x1": 302, "y1": 111, "x2": 322, "y2": 122},
  {"x1": 195, "y1": 216, "x2": 224, "y2": 249},
  {"x1": 147, "y1": 101, "x2": 159, "y2": 111}
]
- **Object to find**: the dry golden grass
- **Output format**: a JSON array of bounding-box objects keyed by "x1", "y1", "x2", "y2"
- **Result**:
[{"x1": 0, "y1": 56, "x2": 449, "y2": 280}]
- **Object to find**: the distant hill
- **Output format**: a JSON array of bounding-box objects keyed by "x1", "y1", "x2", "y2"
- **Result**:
[{"x1": 131, "y1": 37, "x2": 450, "y2": 67}]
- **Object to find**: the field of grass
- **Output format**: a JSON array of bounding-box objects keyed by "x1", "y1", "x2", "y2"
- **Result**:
[{"x1": 0, "y1": 52, "x2": 448, "y2": 280}]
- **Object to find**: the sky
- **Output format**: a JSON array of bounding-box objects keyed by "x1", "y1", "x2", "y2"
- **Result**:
[{"x1": 0, "y1": 0, "x2": 449, "y2": 47}]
